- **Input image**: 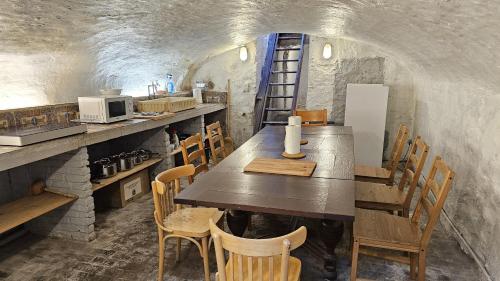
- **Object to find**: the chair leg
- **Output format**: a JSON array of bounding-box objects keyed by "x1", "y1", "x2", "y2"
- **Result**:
[
  {"x1": 247, "y1": 214, "x2": 252, "y2": 231},
  {"x1": 202, "y1": 237, "x2": 210, "y2": 281},
  {"x1": 410, "y1": 253, "x2": 417, "y2": 280},
  {"x1": 158, "y1": 231, "x2": 165, "y2": 281},
  {"x1": 403, "y1": 208, "x2": 410, "y2": 218},
  {"x1": 348, "y1": 222, "x2": 354, "y2": 264},
  {"x1": 175, "y1": 238, "x2": 182, "y2": 263},
  {"x1": 350, "y1": 239, "x2": 360, "y2": 281},
  {"x1": 418, "y1": 250, "x2": 426, "y2": 281}
]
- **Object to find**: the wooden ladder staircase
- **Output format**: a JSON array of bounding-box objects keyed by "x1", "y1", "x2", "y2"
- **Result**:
[{"x1": 254, "y1": 33, "x2": 307, "y2": 132}]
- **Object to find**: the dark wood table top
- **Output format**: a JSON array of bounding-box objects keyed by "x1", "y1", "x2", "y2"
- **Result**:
[
  {"x1": 260, "y1": 125, "x2": 353, "y2": 135},
  {"x1": 175, "y1": 125, "x2": 355, "y2": 221}
]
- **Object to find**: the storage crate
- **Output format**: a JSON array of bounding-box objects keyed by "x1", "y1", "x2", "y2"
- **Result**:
[
  {"x1": 137, "y1": 97, "x2": 197, "y2": 113},
  {"x1": 110, "y1": 169, "x2": 149, "y2": 208}
]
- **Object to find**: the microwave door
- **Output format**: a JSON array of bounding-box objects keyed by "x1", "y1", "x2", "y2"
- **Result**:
[{"x1": 106, "y1": 100, "x2": 127, "y2": 122}]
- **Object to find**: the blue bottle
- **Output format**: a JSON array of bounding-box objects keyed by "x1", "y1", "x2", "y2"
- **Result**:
[{"x1": 166, "y1": 74, "x2": 175, "y2": 94}]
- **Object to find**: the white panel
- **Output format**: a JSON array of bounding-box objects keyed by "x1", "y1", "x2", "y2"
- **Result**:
[{"x1": 345, "y1": 84, "x2": 389, "y2": 167}]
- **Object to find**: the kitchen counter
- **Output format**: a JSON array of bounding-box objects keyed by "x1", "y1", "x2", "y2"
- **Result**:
[{"x1": 0, "y1": 103, "x2": 225, "y2": 171}]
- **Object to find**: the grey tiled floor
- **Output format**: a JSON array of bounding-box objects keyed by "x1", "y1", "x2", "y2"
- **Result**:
[{"x1": 0, "y1": 194, "x2": 481, "y2": 281}]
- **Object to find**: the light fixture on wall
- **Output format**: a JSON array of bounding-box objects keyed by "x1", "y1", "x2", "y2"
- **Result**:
[
  {"x1": 322, "y1": 43, "x2": 332, "y2": 59},
  {"x1": 239, "y1": 46, "x2": 248, "y2": 62}
]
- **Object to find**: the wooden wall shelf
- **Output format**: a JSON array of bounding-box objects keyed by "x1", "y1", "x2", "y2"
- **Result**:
[
  {"x1": 0, "y1": 190, "x2": 78, "y2": 234},
  {"x1": 92, "y1": 158, "x2": 163, "y2": 192}
]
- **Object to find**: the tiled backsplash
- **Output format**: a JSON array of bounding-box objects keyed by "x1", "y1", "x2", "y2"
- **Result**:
[{"x1": 0, "y1": 103, "x2": 79, "y2": 128}]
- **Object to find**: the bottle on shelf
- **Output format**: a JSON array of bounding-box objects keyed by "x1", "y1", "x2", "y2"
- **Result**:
[{"x1": 166, "y1": 74, "x2": 175, "y2": 95}]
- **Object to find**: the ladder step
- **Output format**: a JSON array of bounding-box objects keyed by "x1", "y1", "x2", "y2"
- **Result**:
[
  {"x1": 278, "y1": 36, "x2": 302, "y2": 40},
  {"x1": 267, "y1": 95, "x2": 294, "y2": 98},
  {"x1": 276, "y1": 47, "x2": 301, "y2": 51},
  {"x1": 273, "y1": 59, "x2": 299, "y2": 62},
  {"x1": 265, "y1": 108, "x2": 293, "y2": 111},
  {"x1": 263, "y1": 121, "x2": 288, "y2": 125},
  {"x1": 269, "y1": 83, "x2": 295, "y2": 86},
  {"x1": 271, "y1": 71, "x2": 297, "y2": 74}
]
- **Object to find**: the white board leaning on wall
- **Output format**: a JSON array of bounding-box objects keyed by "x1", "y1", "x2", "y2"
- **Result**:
[{"x1": 345, "y1": 84, "x2": 389, "y2": 167}]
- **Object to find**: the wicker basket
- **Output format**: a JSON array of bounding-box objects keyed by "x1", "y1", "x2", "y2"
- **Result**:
[{"x1": 137, "y1": 97, "x2": 197, "y2": 113}]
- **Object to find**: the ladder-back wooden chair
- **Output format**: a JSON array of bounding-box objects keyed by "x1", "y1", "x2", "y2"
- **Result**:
[
  {"x1": 355, "y1": 124, "x2": 409, "y2": 185},
  {"x1": 206, "y1": 121, "x2": 234, "y2": 165},
  {"x1": 355, "y1": 136, "x2": 429, "y2": 217},
  {"x1": 209, "y1": 219, "x2": 307, "y2": 281},
  {"x1": 153, "y1": 165, "x2": 224, "y2": 281},
  {"x1": 292, "y1": 109, "x2": 327, "y2": 127},
  {"x1": 351, "y1": 156, "x2": 455, "y2": 281},
  {"x1": 180, "y1": 133, "x2": 208, "y2": 184}
]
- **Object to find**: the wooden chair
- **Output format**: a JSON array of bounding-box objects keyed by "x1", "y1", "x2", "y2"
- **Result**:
[
  {"x1": 209, "y1": 219, "x2": 307, "y2": 281},
  {"x1": 355, "y1": 136, "x2": 429, "y2": 217},
  {"x1": 153, "y1": 164, "x2": 224, "y2": 281},
  {"x1": 292, "y1": 109, "x2": 327, "y2": 126},
  {"x1": 351, "y1": 156, "x2": 455, "y2": 281},
  {"x1": 180, "y1": 133, "x2": 208, "y2": 184},
  {"x1": 206, "y1": 121, "x2": 235, "y2": 165},
  {"x1": 355, "y1": 124, "x2": 409, "y2": 185}
]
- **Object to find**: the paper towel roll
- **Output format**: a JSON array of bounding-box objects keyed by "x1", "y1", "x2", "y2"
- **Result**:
[
  {"x1": 285, "y1": 125, "x2": 301, "y2": 154},
  {"x1": 288, "y1": 116, "x2": 302, "y2": 126}
]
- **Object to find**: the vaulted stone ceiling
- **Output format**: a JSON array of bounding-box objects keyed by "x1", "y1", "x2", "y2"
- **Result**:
[{"x1": 1, "y1": 0, "x2": 498, "y2": 106}]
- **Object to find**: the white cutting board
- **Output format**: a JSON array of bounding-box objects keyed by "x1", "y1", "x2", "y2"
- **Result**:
[{"x1": 345, "y1": 84, "x2": 389, "y2": 167}]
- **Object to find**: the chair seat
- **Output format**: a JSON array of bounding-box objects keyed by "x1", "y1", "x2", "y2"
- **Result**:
[
  {"x1": 355, "y1": 165, "x2": 391, "y2": 184},
  {"x1": 165, "y1": 208, "x2": 224, "y2": 238},
  {"x1": 223, "y1": 255, "x2": 301, "y2": 281},
  {"x1": 355, "y1": 181, "x2": 406, "y2": 211},
  {"x1": 354, "y1": 208, "x2": 421, "y2": 252}
]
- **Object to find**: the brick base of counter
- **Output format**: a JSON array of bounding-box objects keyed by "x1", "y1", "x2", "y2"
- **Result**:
[{"x1": 26, "y1": 148, "x2": 96, "y2": 241}]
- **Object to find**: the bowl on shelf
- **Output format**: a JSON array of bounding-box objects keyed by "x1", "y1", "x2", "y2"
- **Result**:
[{"x1": 99, "y1": 89, "x2": 122, "y2": 96}]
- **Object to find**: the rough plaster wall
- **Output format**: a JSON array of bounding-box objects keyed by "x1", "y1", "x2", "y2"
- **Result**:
[
  {"x1": 306, "y1": 37, "x2": 415, "y2": 159},
  {"x1": 190, "y1": 41, "x2": 262, "y2": 146},
  {"x1": 414, "y1": 78, "x2": 500, "y2": 280},
  {"x1": 332, "y1": 57, "x2": 385, "y2": 122}
]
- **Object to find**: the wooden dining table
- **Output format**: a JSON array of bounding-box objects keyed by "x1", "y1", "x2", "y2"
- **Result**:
[{"x1": 175, "y1": 125, "x2": 356, "y2": 280}]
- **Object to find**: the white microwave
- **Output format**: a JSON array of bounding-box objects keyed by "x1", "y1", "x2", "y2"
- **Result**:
[{"x1": 78, "y1": 95, "x2": 134, "y2": 123}]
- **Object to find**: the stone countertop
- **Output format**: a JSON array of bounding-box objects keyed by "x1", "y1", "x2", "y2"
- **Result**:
[{"x1": 0, "y1": 103, "x2": 225, "y2": 172}]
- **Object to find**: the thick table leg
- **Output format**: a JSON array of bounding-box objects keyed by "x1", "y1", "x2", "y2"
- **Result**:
[
  {"x1": 226, "y1": 210, "x2": 249, "y2": 237},
  {"x1": 320, "y1": 220, "x2": 344, "y2": 281}
]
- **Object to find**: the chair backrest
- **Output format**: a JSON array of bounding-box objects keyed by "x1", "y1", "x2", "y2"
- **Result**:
[
  {"x1": 210, "y1": 219, "x2": 307, "y2": 281},
  {"x1": 152, "y1": 164, "x2": 195, "y2": 229},
  {"x1": 206, "y1": 121, "x2": 227, "y2": 165},
  {"x1": 292, "y1": 109, "x2": 327, "y2": 126},
  {"x1": 411, "y1": 156, "x2": 454, "y2": 249},
  {"x1": 386, "y1": 124, "x2": 410, "y2": 183},
  {"x1": 180, "y1": 133, "x2": 208, "y2": 184},
  {"x1": 397, "y1": 136, "x2": 429, "y2": 208}
]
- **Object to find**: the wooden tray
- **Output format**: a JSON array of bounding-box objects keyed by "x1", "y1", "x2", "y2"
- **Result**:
[{"x1": 244, "y1": 158, "x2": 317, "y2": 177}]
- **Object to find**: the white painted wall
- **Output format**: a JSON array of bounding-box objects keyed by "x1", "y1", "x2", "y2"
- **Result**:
[
  {"x1": 306, "y1": 36, "x2": 415, "y2": 159},
  {"x1": 189, "y1": 40, "x2": 263, "y2": 147},
  {"x1": 413, "y1": 76, "x2": 500, "y2": 279}
]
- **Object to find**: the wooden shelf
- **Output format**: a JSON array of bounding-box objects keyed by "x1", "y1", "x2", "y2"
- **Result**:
[
  {"x1": 92, "y1": 158, "x2": 163, "y2": 192},
  {"x1": 0, "y1": 190, "x2": 78, "y2": 234}
]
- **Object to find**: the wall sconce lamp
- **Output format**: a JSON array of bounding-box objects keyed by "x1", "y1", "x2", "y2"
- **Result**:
[
  {"x1": 239, "y1": 46, "x2": 248, "y2": 62},
  {"x1": 322, "y1": 43, "x2": 332, "y2": 59}
]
